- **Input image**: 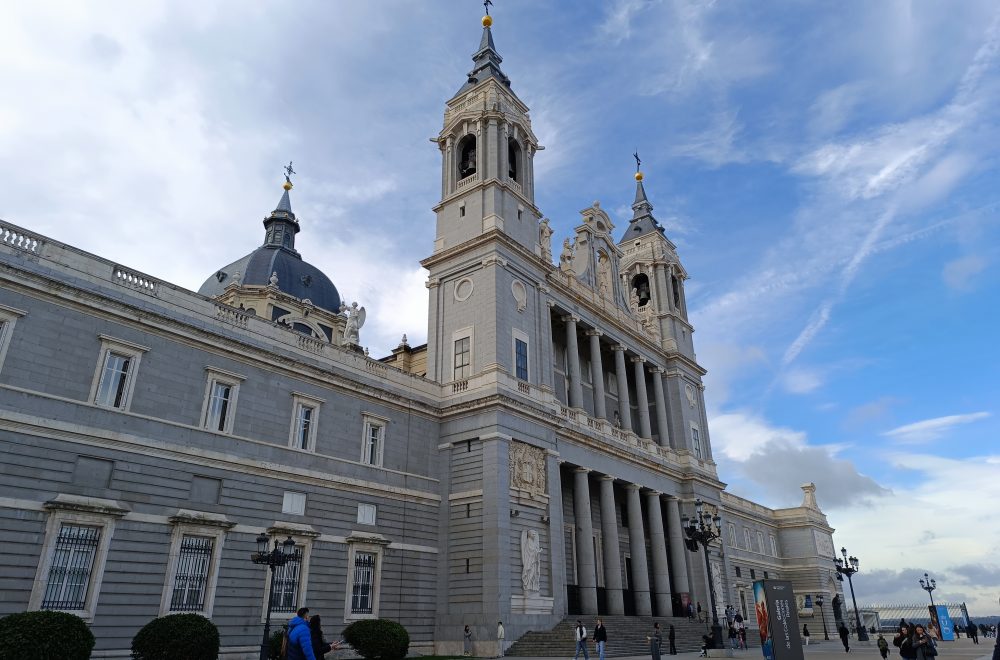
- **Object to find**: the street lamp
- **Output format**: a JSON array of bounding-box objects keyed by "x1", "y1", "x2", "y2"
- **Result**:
[
  {"x1": 252, "y1": 533, "x2": 297, "y2": 660},
  {"x1": 834, "y1": 546, "x2": 868, "y2": 641},
  {"x1": 815, "y1": 595, "x2": 830, "y2": 640},
  {"x1": 919, "y1": 573, "x2": 937, "y2": 608},
  {"x1": 682, "y1": 499, "x2": 725, "y2": 650}
]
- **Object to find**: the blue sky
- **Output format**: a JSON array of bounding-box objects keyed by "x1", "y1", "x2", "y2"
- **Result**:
[{"x1": 1, "y1": 1, "x2": 998, "y2": 613}]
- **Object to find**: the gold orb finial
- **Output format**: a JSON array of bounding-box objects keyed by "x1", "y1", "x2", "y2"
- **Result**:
[
  {"x1": 283, "y1": 181, "x2": 293, "y2": 191},
  {"x1": 635, "y1": 171, "x2": 644, "y2": 181},
  {"x1": 482, "y1": 14, "x2": 493, "y2": 27}
]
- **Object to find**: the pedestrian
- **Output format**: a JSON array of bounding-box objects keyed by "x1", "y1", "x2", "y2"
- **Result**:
[
  {"x1": 729, "y1": 625, "x2": 738, "y2": 650},
  {"x1": 697, "y1": 602, "x2": 704, "y2": 623},
  {"x1": 647, "y1": 622, "x2": 662, "y2": 660},
  {"x1": 894, "y1": 624, "x2": 917, "y2": 660},
  {"x1": 913, "y1": 625, "x2": 937, "y2": 660},
  {"x1": 971, "y1": 623, "x2": 980, "y2": 644},
  {"x1": 574, "y1": 620, "x2": 590, "y2": 660},
  {"x1": 877, "y1": 634, "x2": 889, "y2": 660},
  {"x1": 309, "y1": 615, "x2": 341, "y2": 660},
  {"x1": 699, "y1": 635, "x2": 711, "y2": 658},
  {"x1": 803, "y1": 625, "x2": 810, "y2": 646},
  {"x1": 739, "y1": 627, "x2": 747, "y2": 650},
  {"x1": 286, "y1": 607, "x2": 318, "y2": 660},
  {"x1": 464, "y1": 625, "x2": 473, "y2": 657},
  {"x1": 688, "y1": 602, "x2": 696, "y2": 621},
  {"x1": 497, "y1": 621, "x2": 505, "y2": 658},
  {"x1": 838, "y1": 623, "x2": 851, "y2": 653},
  {"x1": 594, "y1": 618, "x2": 607, "y2": 660},
  {"x1": 669, "y1": 625, "x2": 677, "y2": 656}
]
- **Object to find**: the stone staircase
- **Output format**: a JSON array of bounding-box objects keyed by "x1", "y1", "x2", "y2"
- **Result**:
[{"x1": 507, "y1": 615, "x2": 756, "y2": 657}]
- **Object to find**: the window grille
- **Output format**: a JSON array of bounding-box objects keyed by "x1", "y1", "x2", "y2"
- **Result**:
[
  {"x1": 42, "y1": 524, "x2": 100, "y2": 610},
  {"x1": 207, "y1": 382, "x2": 232, "y2": 431},
  {"x1": 270, "y1": 548, "x2": 302, "y2": 613},
  {"x1": 515, "y1": 338, "x2": 528, "y2": 380},
  {"x1": 169, "y1": 535, "x2": 214, "y2": 612},
  {"x1": 95, "y1": 352, "x2": 131, "y2": 408},
  {"x1": 454, "y1": 337, "x2": 471, "y2": 379},
  {"x1": 351, "y1": 551, "x2": 377, "y2": 614}
]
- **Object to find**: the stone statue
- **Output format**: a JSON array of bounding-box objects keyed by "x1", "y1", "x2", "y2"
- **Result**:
[
  {"x1": 269, "y1": 271, "x2": 279, "y2": 287},
  {"x1": 596, "y1": 252, "x2": 612, "y2": 298},
  {"x1": 521, "y1": 529, "x2": 541, "y2": 595},
  {"x1": 559, "y1": 238, "x2": 574, "y2": 273},
  {"x1": 340, "y1": 301, "x2": 366, "y2": 345},
  {"x1": 538, "y1": 218, "x2": 553, "y2": 262}
]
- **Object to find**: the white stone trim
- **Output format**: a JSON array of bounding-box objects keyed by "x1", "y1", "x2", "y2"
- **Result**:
[
  {"x1": 343, "y1": 535, "x2": 388, "y2": 622},
  {"x1": 258, "y1": 525, "x2": 317, "y2": 623},
  {"x1": 288, "y1": 393, "x2": 323, "y2": 452},
  {"x1": 28, "y1": 497, "x2": 126, "y2": 621},
  {"x1": 158, "y1": 515, "x2": 230, "y2": 617},
  {"x1": 450, "y1": 326, "x2": 474, "y2": 381},
  {"x1": 360, "y1": 413, "x2": 388, "y2": 467},
  {"x1": 88, "y1": 334, "x2": 149, "y2": 411},
  {"x1": 200, "y1": 367, "x2": 245, "y2": 434},
  {"x1": 0, "y1": 304, "x2": 26, "y2": 374}
]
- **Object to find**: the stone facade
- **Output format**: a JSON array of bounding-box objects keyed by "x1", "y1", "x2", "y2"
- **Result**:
[{"x1": 0, "y1": 16, "x2": 845, "y2": 659}]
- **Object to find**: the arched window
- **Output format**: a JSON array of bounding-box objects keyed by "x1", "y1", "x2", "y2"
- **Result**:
[
  {"x1": 507, "y1": 138, "x2": 521, "y2": 182},
  {"x1": 457, "y1": 134, "x2": 477, "y2": 179},
  {"x1": 630, "y1": 273, "x2": 651, "y2": 307}
]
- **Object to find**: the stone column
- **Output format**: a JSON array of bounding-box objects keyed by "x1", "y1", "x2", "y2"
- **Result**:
[
  {"x1": 612, "y1": 345, "x2": 633, "y2": 431},
  {"x1": 666, "y1": 497, "x2": 691, "y2": 603},
  {"x1": 573, "y1": 468, "x2": 598, "y2": 614},
  {"x1": 587, "y1": 331, "x2": 607, "y2": 420},
  {"x1": 652, "y1": 367, "x2": 671, "y2": 448},
  {"x1": 646, "y1": 492, "x2": 673, "y2": 617},
  {"x1": 626, "y1": 485, "x2": 652, "y2": 615},
  {"x1": 598, "y1": 476, "x2": 624, "y2": 614},
  {"x1": 564, "y1": 316, "x2": 584, "y2": 409},
  {"x1": 632, "y1": 357, "x2": 652, "y2": 439}
]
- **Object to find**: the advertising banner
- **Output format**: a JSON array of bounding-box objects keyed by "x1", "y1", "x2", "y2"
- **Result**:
[
  {"x1": 754, "y1": 580, "x2": 804, "y2": 660},
  {"x1": 929, "y1": 606, "x2": 955, "y2": 641}
]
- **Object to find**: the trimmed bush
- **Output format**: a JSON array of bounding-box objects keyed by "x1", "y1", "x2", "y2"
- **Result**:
[
  {"x1": 0, "y1": 610, "x2": 95, "y2": 660},
  {"x1": 131, "y1": 613, "x2": 219, "y2": 660},
  {"x1": 343, "y1": 618, "x2": 410, "y2": 660}
]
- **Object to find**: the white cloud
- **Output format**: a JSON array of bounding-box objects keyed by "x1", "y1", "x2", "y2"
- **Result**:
[
  {"x1": 942, "y1": 254, "x2": 988, "y2": 291},
  {"x1": 780, "y1": 368, "x2": 823, "y2": 395},
  {"x1": 882, "y1": 412, "x2": 992, "y2": 444}
]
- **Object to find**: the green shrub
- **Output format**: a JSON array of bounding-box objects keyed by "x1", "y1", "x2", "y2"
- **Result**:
[
  {"x1": 0, "y1": 610, "x2": 95, "y2": 660},
  {"x1": 131, "y1": 613, "x2": 219, "y2": 660},
  {"x1": 343, "y1": 619, "x2": 409, "y2": 660}
]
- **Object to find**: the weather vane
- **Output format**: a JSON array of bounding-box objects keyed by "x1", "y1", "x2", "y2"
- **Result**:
[
  {"x1": 633, "y1": 151, "x2": 641, "y2": 172},
  {"x1": 284, "y1": 161, "x2": 296, "y2": 184},
  {"x1": 484, "y1": 0, "x2": 493, "y2": 16}
]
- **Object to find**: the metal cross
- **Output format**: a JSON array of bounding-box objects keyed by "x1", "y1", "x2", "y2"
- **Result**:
[
  {"x1": 284, "y1": 161, "x2": 296, "y2": 183},
  {"x1": 633, "y1": 151, "x2": 641, "y2": 172},
  {"x1": 484, "y1": 0, "x2": 493, "y2": 15}
]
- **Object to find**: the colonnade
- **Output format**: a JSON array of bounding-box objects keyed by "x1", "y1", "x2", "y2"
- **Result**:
[
  {"x1": 567, "y1": 466, "x2": 694, "y2": 616},
  {"x1": 559, "y1": 314, "x2": 677, "y2": 449}
]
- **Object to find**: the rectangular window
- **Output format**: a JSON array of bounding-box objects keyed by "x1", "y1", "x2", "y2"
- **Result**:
[
  {"x1": 201, "y1": 368, "x2": 244, "y2": 434},
  {"x1": 94, "y1": 352, "x2": 131, "y2": 408},
  {"x1": 607, "y1": 372, "x2": 618, "y2": 395},
  {"x1": 735, "y1": 566, "x2": 742, "y2": 578},
  {"x1": 728, "y1": 523, "x2": 737, "y2": 548},
  {"x1": 361, "y1": 416, "x2": 386, "y2": 467},
  {"x1": 515, "y1": 338, "x2": 528, "y2": 380},
  {"x1": 294, "y1": 404, "x2": 313, "y2": 449},
  {"x1": 770, "y1": 535, "x2": 778, "y2": 557},
  {"x1": 89, "y1": 335, "x2": 148, "y2": 411},
  {"x1": 739, "y1": 591, "x2": 748, "y2": 619},
  {"x1": 288, "y1": 393, "x2": 324, "y2": 452},
  {"x1": 351, "y1": 551, "x2": 377, "y2": 614},
  {"x1": 454, "y1": 337, "x2": 471, "y2": 380},
  {"x1": 744, "y1": 528, "x2": 753, "y2": 551},
  {"x1": 764, "y1": 571, "x2": 769, "y2": 580},
  {"x1": 282, "y1": 491, "x2": 306, "y2": 516},
  {"x1": 750, "y1": 568, "x2": 756, "y2": 580},
  {"x1": 270, "y1": 547, "x2": 303, "y2": 613},
  {"x1": 169, "y1": 535, "x2": 214, "y2": 612},
  {"x1": 0, "y1": 304, "x2": 26, "y2": 371},
  {"x1": 691, "y1": 426, "x2": 702, "y2": 459},
  {"x1": 41, "y1": 524, "x2": 100, "y2": 611},
  {"x1": 757, "y1": 531, "x2": 766, "y2": 555},
  {"x1": 357, "y1": 503, "x2": 377, "y2": 525}
]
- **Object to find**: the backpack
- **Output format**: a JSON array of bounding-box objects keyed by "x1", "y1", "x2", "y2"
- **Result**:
[{"x1": 279, "y1": 627, "x2": 289, "y2": 660}]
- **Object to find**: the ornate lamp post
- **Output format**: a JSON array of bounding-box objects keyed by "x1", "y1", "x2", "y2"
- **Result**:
[
  {"x1": 816, "y1": 595, "x2": 830, "y2": 640},
  {"x1": 252, "y1": 533, "x2": 297, "y2": 660},
  {"x1": 834, "y1": 546, "x2": 868, "y2": 641},
  {"x1": 919, "y1": 572, "x2": 937, "y2": 608},
  {"x1": 682, "y1": 499, "x2": 725, "y2": 650}
]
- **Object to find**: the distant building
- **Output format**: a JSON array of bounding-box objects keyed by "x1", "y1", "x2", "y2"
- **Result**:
[{"x1": 0, "y1": 11, "x2": 846, "y2": 658}]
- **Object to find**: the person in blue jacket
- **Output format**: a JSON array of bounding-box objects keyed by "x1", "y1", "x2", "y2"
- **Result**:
[{"x1": 287, "y1": 607, "x2": 318, "y2": 660}]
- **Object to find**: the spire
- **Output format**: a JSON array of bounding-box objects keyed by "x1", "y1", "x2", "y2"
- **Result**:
[
  {"x1": 454, "y1": 7, "x2": 511, "y2": 96},
  {"x1": 622, "y1": 156, "x2": 667, "y2": 241},
  {"x1": 262, "y1": 162, "x2": 301, "y2": 253}
]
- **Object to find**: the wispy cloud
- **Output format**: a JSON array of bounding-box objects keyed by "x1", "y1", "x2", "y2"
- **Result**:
[
  {"x1": 883, "y1": 412, "x2": 992, "y2": 444},
  {"x1": 942, "y1": 254, "x2": 988, "y2": 291}
]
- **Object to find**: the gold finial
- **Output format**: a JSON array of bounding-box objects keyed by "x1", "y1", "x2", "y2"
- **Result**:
[
  {"x1": 482, "y1": 14, "x2": 493, "y2": 27},
  {"x1": 283, "y1": 180, "x2": 293, "y2": 191},
  {"x1": 635, "y1": 171, "x2": 644, "y2": 181},
  {"x1": 633, "y1": 151, "x2": 643, "y2": 181}
]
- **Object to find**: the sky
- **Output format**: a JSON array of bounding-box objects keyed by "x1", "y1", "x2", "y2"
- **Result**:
[{"x1": 1, "y1": 1, "x2": 998, "y2": 615}]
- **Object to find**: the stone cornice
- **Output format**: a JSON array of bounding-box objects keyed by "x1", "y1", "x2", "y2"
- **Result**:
[{"x1": 44, "y1": 493, "x2": 129, "y2": 518}]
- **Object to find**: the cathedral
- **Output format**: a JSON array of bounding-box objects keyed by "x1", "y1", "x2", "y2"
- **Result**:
[{"x1": 0, "y1": 11, "x2": 847, "y2": 658}]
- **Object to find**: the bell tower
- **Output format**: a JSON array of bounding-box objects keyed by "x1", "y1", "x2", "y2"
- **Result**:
[{"x1": 430, "y1": 12, "x2": 543, "y2": 255}]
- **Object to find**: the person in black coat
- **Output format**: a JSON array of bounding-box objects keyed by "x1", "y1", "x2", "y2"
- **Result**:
[
  {"x1": 894, "y1": 624, "x2": 917, "y2": 660},
  {"x1": 838, "y1": 623, "x2": 851, "y2": 653},
  {"x1": 309, "y1": 615, "x2": 340, "y2": 660},
  {"x1": 668, "y1": 625, "x2": 677, "y2": 655}
]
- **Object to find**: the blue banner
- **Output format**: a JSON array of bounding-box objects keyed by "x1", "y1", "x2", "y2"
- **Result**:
[{"x1": 936, "y1": 606, "x2": 955, "y2": 641}]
